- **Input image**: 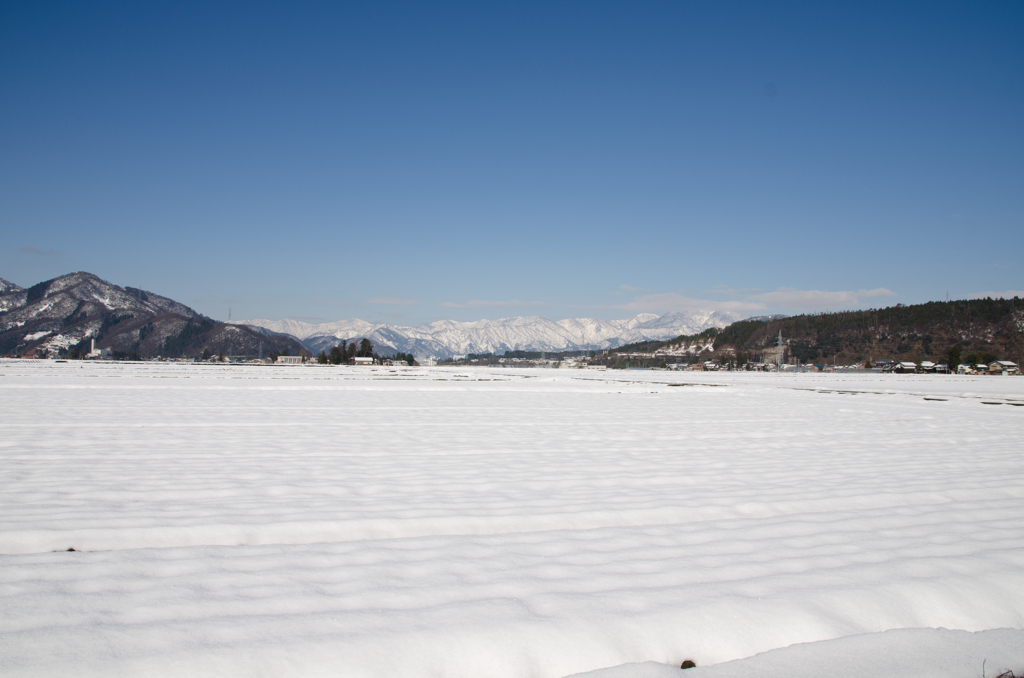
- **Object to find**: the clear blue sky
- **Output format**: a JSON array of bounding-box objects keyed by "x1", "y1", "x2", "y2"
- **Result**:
[{"x1": 2, "y1": 1, "x2": 1021, "y2": 325}]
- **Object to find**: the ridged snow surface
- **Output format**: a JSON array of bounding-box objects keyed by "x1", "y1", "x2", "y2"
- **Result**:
[
  {"x1": 1, "y1": 361, "x2": 1022, "y2": 678},
  {"x1": 571, "y1": 629, "x2": 1024, "y2": 678},
  {"x1": 238, "y1": 310, "x2": 743, "y2": 357}
]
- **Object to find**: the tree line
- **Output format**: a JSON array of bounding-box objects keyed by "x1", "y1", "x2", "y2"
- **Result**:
[
  {"x1": 314, "y1": 339, "x2": 416, "y2": 366},
  {"x1": 317, "y1": 338, "x2": 373, "y2": 364}
]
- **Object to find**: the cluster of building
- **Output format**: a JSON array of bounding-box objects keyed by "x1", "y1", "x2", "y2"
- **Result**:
[
  {"x1": 871, "y1": 359, "x2": 1020, "y2": 375},
  {"x1": 955, "y1": 361, "x2": 1019, "y2": 375},
  {"x1": 874, "y1": 359, "x2": 948, "y2": 373}
]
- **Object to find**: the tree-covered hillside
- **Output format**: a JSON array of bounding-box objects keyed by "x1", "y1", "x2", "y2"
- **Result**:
[
  {"x1": 0, "y1": 272, "x2": 306, "y2": 359},
  {"x1": 612, "y1": 297, "x2": 1024, "y2": 366}
]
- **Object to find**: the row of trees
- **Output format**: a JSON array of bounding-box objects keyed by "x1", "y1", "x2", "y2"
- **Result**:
[
  {"x1": 317, "y1": 338, "x2": 374, "y2": 364},
  {"x1": 314, "y1": 339, "x2": 415, "y2": 366},
  {"x1": 947, "y1": 345, "x2": 999, "y2": 368}
]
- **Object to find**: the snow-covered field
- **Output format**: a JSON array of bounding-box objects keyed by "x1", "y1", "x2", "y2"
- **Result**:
[{"x1": 1, "y1": 361, "x2": 1022, "y2": 678}]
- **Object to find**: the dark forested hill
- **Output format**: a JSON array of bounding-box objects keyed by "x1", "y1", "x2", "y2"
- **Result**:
[
  {"x1": 0, "y1": 272, "x2": 305, "y2": 360},
  {"x1": 612, "y1": 297, "x2": 1024, "y2": 366}
]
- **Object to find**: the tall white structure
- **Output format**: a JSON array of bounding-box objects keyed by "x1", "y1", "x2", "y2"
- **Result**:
[{"x1": 776, "y1": 330, "x2": 784, "y2": 370}]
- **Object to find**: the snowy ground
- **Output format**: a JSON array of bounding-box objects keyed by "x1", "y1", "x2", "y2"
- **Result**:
[{"x1": 1, "y1": 361, "x2": 1022, "y2": 678}]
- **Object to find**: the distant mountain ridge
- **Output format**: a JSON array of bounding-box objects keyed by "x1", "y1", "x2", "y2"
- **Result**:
[{"x1": 238, "y1": 310, "x2": 745, "y2": 358}]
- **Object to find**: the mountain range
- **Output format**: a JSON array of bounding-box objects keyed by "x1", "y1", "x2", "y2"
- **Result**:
[
  {"x1": 0, "y1": 271, "x2": 744, "y2": 359},
  {"x1": 238, "y1": 310, "x2": 745, "y2": 358},
  {"x1": 5, "y1": 271, "x2": 1019, "y2": 367}
]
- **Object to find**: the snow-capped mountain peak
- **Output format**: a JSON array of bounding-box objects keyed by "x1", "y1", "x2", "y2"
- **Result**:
[{"x1": 0, "y1": 277, "x2": 22, "y2": 295}]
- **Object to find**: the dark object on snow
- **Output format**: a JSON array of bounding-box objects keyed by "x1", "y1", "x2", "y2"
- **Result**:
[
  {"x1": 681, "y1": 660, "x2": 696, "y2": 669},
  {"x1": 66, "y1": 547, "x2": 75, "y2": 552}
]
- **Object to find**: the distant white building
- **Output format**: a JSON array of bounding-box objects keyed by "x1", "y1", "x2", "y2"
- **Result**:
[
  {"x1": 354, "y1": 357, "x2": 374, "y2": 365},
  {"x1": 276, "y1": 355, "x2": 302, "y2": 364},
  {"x1": 422, "y1": 357, "x2": 437, "y2": 366},
  {"x1": 86, "y1": 339, "x2": 112, "y2": 359}
]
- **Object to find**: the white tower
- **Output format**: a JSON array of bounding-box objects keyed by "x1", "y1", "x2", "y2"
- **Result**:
[{"x1": 776, "y1": 330, "x2": 783, "y2": 371}]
